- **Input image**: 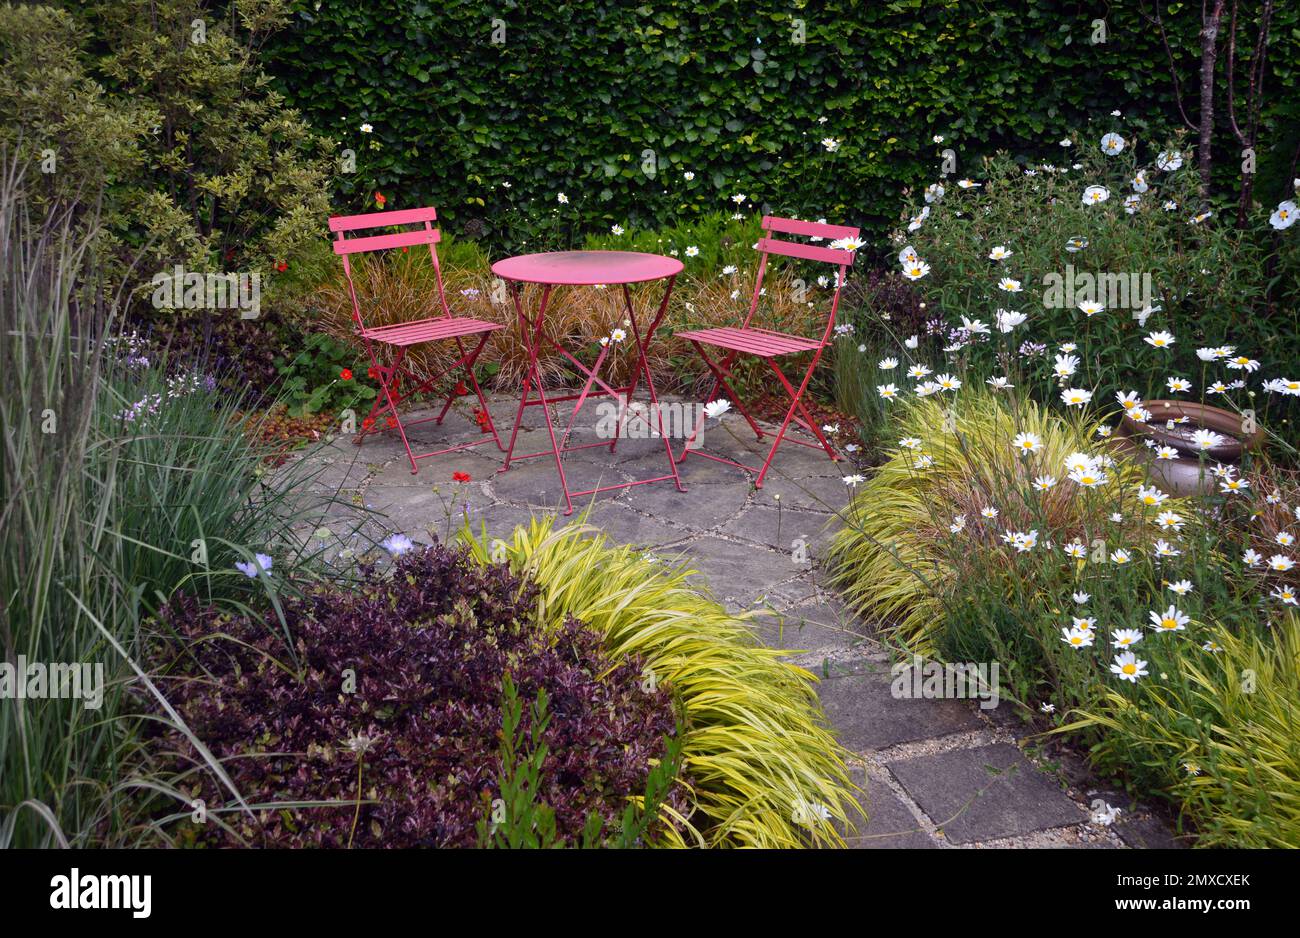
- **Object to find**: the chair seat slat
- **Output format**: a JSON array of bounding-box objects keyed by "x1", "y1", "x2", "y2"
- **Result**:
[{"x1": 360, "y1": 316, "x2": 503, "y2": 346}]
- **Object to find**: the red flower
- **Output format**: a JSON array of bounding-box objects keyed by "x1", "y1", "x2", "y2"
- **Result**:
[
  {"x1": 386, "y1": 416, "x2": 398, "y2": 429},
  {"x1": 362, "y1": 417, "x2": 375, "y2": 429},
  {"x1": 340, "y1": 368, "x2": 353, "y2": 381},
  {"x1": 452, "y1": 471, "x2": 471, "y2": 483},
  {"x1": 374, "y1": 191, "x2": 386, "y2": 208},
  {"x1": 367, "y1": 366, "x2": 378, "y2": 379},
  {"x1": 454, "y1": 381, "x2": 468, "y2": 396},
  {"x1": 275, "y1": 261, "x2": 288, "y2": 272}
]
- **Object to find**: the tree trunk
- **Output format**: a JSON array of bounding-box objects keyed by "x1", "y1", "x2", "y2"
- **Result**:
[{"x1": 1198, "y1": 1, "x2": 1227, "y2": 200}]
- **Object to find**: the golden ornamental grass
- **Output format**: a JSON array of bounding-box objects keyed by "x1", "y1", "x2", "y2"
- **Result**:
[
  {"x1": 457, "y1": 516, "x2": 862, "y2": 848},
  {"x1": 828, "y1": 389, "x2": 1150, "y2": 655}
]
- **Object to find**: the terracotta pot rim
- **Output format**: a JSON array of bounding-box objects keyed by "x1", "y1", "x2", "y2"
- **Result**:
[{"x1": 1115, "y1": 400, "x2": 1262, "y2": 461}]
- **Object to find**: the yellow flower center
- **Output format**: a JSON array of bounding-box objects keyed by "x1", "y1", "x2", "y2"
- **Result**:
[
  {"x1": 1161, "y1": 618, "x2": 1176, "y2": 629},
  {"x1": 1122, "y1": 664, "x2": 1136, "y2": 675}
]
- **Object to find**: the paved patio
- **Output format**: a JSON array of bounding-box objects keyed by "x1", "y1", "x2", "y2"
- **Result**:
[{"x1": 286, "y1": 392, "x2": 1178, "y2": 849}]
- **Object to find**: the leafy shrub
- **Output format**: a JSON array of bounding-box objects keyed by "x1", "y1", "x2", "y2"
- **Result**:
[
  {"x1": 148, "y1": 545, "x2": 686, "y2": 848},
  {"x1": 271, "y1": 331, "x2": 376, "y2": 417},
  {"x1": 2, "y1": 0, "x2": 338, "y2": 328},
  {"x1": 834, "y1": 270, "x2": 928, "y2": 455},
  {"x1": 265, "y1": 1, "x2": 1300, "y2": 251},
  {"x1": 458, "y1": 517, "x2": 861, "y2": 847},
  {"x1": 891, "y1": 132, "x2": 1299, "y2": 418}
]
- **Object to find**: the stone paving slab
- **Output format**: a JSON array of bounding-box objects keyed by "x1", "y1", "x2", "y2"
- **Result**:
[
  {"x1": 816, "y1": 668, "x2": 985, "y2": 751},
  {"x1": 746, "y1": 599, "x2": 868, "y2": 652},
  {"x1": 840, "y1": 769, "x2": 937, "y2": 850},
  {"x1": 623, "y1": 475, "x2": 750, "y2": 532},
  {"x1": 887, "y1": 743, "x2": 1087, "y2": 845},
  {"x1": 670, "y1": 535, "x2": 810, "y2": 609},
  {"x1": 719, "y1": 504, "x2": 836, "y2": 556}
]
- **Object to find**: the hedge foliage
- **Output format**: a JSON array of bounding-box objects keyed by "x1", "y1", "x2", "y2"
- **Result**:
[{"x1": 266, "y1": 0, "x2": 1299, "y2": 253}]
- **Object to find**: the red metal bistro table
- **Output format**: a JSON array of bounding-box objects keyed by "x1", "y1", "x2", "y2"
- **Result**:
[{"x1": 491, "y1": 250, "x2": 686, "y2": 514}]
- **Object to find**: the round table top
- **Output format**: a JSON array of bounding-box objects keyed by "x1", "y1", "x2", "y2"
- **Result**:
[{"x1": 491, "y1": 250, "x2": 684, "y2": 286}]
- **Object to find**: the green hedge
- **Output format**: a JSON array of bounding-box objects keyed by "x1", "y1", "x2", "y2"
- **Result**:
[{"x1": 266, "y1": 0, "x2": 1298, "y2": 255}]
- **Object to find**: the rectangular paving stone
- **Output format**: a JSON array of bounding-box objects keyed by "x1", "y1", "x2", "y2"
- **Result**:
[
  {"x1": 887, "y1": 742, "x2": 1085, "y2": 844},
  {"x1": 815, "y1": 668, "x2": 984, "y2": 752},
  {"x1": 838, "y1": 768, "x2": 936, "y2": 849},
  {"x1": 747, "y1": 599, "x2": 867, "y2": 652}
]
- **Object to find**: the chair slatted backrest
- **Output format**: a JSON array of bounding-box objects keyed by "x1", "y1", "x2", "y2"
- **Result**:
[
  {"x1": 742, "y1": 215, "x2": 861, "y2": 344},
  {"x1": 328, "y1": 206, "x2": 451, "y2": 330}
]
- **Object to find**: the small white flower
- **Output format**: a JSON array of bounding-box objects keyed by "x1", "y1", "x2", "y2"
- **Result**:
[
  {"x1": 1060, "y1": 387, "x2": 1093, "y2": 408},
  {"x1": 1156, "y1": 150, "x2": 1183, "y2": 171},
  {"x1": 1092, "y1": 802, "x2": 1123, "y2": 825},
  {"x1": 1012, "y1": 432, "x2": 1043, "y2": 454},
  {"x1": 1112, "y1": 629, "x2": 1143, "y2": 648},
  {"x1": 1190, "y1": 428, "x2": 1226, "y2": 451},
  {"x1": 1110, "y1": 653, "x2": 1148, "y2": 683},
  {"x1": 382, "y1": 534, "x2": 415, "y2": 556},
  {"x1": 1263, "y1": 550, "x2": 1294, "y2": 574},
  {"x1": 1061, "y1": 626, "x2": 1094, "y2": 648},
  {"x1": 1082, "y1": 185, "x2": 1110, "y2": 205},
  {"x1": 1148, "y1": 605, "x2": 1189, "y2": 633},
  {"x1": 703, "y1": 399, "x2": 732, "y2": 419},
  {"x1": 235, "y1": 553, "x2": 273, "y2": 578},
  {"x1": 1269, "y1": 200, "x2": 1297, "y2": 230}
]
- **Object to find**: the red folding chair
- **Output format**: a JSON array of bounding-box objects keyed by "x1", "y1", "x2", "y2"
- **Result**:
[
  {"x1": 674, "y1": 215, "x2": 860, "y2": 487},
  {"x1": 329, "y1": 206, "x2": 505, "y2": 473}
]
